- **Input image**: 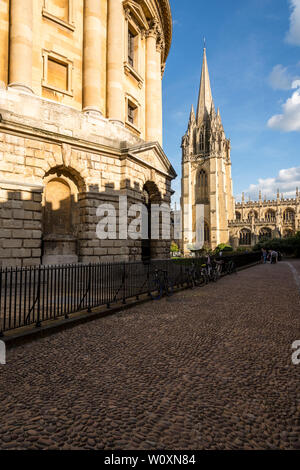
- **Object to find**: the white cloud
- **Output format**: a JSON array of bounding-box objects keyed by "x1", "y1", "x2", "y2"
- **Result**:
[
  {"x1": 268, "y1": 84, "x2": 300, "y2": 131},
  {"x1": 269, "y1": 64, "x2": 294, "y2": 90},
  {"x1": 239, "y1": 167, "x2": 300, "y2": 201},
  {"x1": 286, "y1": 0, "x2": 300, "y2": 45}
]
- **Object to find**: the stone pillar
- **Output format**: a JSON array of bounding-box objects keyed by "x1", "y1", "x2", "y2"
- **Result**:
[
  {"x1": 9, "y1": 0, "x2": 33, "y2": 93},
  {"x1": 146, "y1": 25, "x2": 162, "y2": 144},
  {"x1": 157, "y1": 47, "x2": 163, "y2": 146},
  {"x1": 83, "y1": 0, "x2": 104, "y2": 115},
  {"x1": 107, "y1": 0, "x2": 124, "y2": 124}
]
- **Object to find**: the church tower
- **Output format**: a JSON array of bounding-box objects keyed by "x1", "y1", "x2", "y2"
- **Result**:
[{"x1": 181, "y1": 48, "x2": 234, "y2": 252}]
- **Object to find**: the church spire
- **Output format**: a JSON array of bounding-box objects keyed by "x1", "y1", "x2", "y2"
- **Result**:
[
  {"x1": 196, "y1": 48, "x2": 214, "y2": 125},
  {"x1": 188, "y1": 104, "x2": 195, "y2": 127}
]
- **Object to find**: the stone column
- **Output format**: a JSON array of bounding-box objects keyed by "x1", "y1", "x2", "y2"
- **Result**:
[
  {"x1": 9, "y1": 0, "x2": 33, "y2": 93},
  {"x1": 156, "y1": 46, "x2": 163, "y2": 146},
  {"x1": 146, "y1": 24, "x2": 163, "y2": 145},
  {"x1": 83, "y1": 0, "x2": 104, "y2": 115},
  {"x1": 107, "y1": 0, "x2": 124, "y2": 124}
]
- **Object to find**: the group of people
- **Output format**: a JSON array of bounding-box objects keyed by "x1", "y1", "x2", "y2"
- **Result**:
[{"x1": 261, "y1": 248, "x2": 281, "y2": 264}]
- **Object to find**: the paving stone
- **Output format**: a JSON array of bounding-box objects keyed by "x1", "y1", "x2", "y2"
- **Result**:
[{"x1": 0, "y1": 261, "x2": 300, "y2": 450}]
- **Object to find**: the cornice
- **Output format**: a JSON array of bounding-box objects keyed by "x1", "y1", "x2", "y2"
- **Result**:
[{"x1": 157, "y1": 0, "x2": 172, "y2": 62}]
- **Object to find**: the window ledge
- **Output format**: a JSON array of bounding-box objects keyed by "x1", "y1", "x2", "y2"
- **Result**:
[
  {"x1": 42, "y1": 9, "x2": 75, "y2": 31},
  {"x1": 42, "y1": 82, "x2": 73, "y2": 97},
  {"x1": 125, "y1": 120, "x2": 141, "y2": 135},
  {"x1": 124, "y1": 62, "x2": 144, "y2": 88}
]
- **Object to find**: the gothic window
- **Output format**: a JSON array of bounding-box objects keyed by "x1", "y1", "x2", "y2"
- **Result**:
[
  {"x1": 248, "y1": 210, "x2": 258, "y2": 221},
  {"x1": 196, "y1": 169, "x2": 208, "y2": 202},
  {"x1": 199, "y1": 132, "x2": 204, "y2": 151},
  {"x1": 239, "y1": 229, "x2": 251, "y2": 246},
  {"x1": 193, "y1": 131, "x2": 197, "y2": 154},
  {"x1": 283, "y1": 208, "x2": 295, "y2": 222},
  {"x1": 259, "y1": 228, "x2": 272, "y2": 241},
  {"x1": 265, "y1": 209, "x2": 276, "y2": 222},
  {"x1": 204, "y1": 222, "x2": 210, "y2": 243},
  {"x1": 235, "y1": 211, "x2": 241, "y2": 221}
]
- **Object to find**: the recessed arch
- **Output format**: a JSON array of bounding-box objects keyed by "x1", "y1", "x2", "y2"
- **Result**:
[
  {"x1": 239, "y1": 228, "x2": 252, "y2": 246},
  {"x1": 259, "y1": 227, "x2": 272, "y2": 241},
  {"x1": 195, "y1": 168, "x2": 209, "y2": 203}
]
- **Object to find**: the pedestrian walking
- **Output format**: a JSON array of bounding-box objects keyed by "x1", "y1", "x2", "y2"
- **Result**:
[
  {"x1": 271, "y1": 250, "x2": 278, "y2": 264},
  {"x1": 261, "y1": 248, "x2": 267, "y2": 264}
]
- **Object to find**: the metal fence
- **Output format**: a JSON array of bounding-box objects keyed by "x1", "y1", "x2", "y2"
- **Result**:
[{"x1": 0, "y1": 252, "x2": 261, "y2": 335}]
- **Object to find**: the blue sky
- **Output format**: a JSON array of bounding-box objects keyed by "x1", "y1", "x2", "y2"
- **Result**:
[{"x1": 163, "y1": 0, "x2": 300, "y2": 206}]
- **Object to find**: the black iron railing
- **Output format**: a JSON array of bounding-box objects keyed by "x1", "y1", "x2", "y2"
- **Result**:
[{"x1": 0, "y1": 252, "x2": 261, "y2": 335}]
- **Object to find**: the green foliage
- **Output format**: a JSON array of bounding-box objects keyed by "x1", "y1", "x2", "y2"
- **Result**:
[
  {"x1": 215, "y1": 243, "x2": 234, "y2": 253},
  {"x1": 170, "y1": 242, "x2": 179, "y2": 253},
  {"x1": 253, "y1": 234, "x2": 300, "y2": 257}
]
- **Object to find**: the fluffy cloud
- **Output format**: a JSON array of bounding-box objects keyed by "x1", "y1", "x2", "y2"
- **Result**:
[
  {"x1": 268, "y1": 83, "x2": 300, "y2": 131},
  {"x1": 239, "y1": 167, "x2": 300, "y2": 201},
  {"x1": 286, "y1": 0, "x2": 300, "y2": 46},
  {"x1": 269, "y1": 64, "x2": 295, "y2": 90}
]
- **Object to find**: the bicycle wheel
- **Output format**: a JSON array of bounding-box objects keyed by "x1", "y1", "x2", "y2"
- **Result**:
[{"x1": 150, "y1": 279, "x2": 163, "y2": 300}]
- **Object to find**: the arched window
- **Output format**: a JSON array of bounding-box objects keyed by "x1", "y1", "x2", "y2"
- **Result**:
[
  {"x1": 193, "y1": 131, "x2": 197, "y2": 154},
  {"x1": 259, "y1": 227, "x2": 272, "y2": 241},
  {"x1": 248, "y1": 210, "x2": 258, "y2": 220},
  {"x1": 204, "y1": 222, "x2": 210, "y2": 243},
  {"x1": 235, "y1": 211, "x2": 241, "y2": 221},
  {"x1": 239, "y1": 229, "x2": 252, "y2": 246},
  {"x1": 265, "y1": 209, "x2": 276, "y2": 222},
  {"x1": 199, "y1": 132, "x2": 204, "y2": 151},
  {"x1": 283, "y1": 208, "x2": 295, "y2": 222},
  {"x1": 196, "y1": 169, "x2": 208, "y2": 203}
]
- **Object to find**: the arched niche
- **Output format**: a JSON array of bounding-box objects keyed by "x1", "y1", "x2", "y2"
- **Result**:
[
  {"x1": 141, "y1": 181, "x2": 162, "y2": 262},
  {"x1": 42, "y1": 168, "x2": 82, "y2": 265}
]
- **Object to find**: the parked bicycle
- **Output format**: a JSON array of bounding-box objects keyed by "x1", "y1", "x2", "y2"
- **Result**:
[{"x1": 150, "y1": 269, "x2": 174, "y2": 300}]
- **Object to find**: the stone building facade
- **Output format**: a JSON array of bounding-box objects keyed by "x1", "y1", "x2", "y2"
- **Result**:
[
  {"x1": 229, "y1": 191, "x2": 300, "y2": 249},
  {"x1": 181, "y1": 48, "x2": 234, "y2": 253},
  {"x1": 0, "y1": 0, "x2": 175, "y2": 267}
]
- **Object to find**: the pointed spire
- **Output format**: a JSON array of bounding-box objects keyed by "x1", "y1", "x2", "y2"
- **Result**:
[
  {"x1": 196, "y1": 48, "x2": 214, "y2": 125},
  {"x1": 188, "y1": 104, "x2": 195, "y2": 127}
]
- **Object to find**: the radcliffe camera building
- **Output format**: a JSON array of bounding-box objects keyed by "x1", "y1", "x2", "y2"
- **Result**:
[
  {"x1": 0, "y1": 0, "x2": 175, "y2": 267},
  {"x1": 181, "y1": 48, "x2": 300, "y2": 253}
]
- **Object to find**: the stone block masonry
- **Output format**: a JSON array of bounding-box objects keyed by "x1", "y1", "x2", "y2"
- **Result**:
[{"x1": 0, "y1": 183, "x2": 43, "y2": 267}]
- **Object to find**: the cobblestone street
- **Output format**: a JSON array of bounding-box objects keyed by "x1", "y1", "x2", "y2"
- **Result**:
[{"x1": 1, "y1": 261, "x2": 300, "y2": 450}]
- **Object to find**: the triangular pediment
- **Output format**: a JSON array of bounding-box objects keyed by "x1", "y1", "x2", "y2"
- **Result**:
[
  {"x1": 126, "y1": 142, "x2": 177, "y2": 179},
  {"x1": 123, "y1": 0, "x2": 149, "y2": 30}
]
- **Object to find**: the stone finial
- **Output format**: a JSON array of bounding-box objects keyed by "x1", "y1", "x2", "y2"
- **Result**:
[
  {"x1": 242, "y1": 192, "x2": 245, "y2": 203},
  {"x1": 296, "y1": 187, "x2": 299, "y2": 198},
  {"x1": 259, "y1": 190, "x2": 262, "y2": 201},
  {"x1": 277, "y1": 188, "x2": 280, "y2": 199}
]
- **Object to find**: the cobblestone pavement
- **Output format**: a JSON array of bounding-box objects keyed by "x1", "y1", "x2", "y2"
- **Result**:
[{"x1": 1, "y1": 260, "x2": 300, "y2": 450}]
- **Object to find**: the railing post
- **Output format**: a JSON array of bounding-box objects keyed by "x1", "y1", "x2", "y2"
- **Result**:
[
  {"x1": 0, "y1": 268, "x2": 3, "y2": 337},
  {"x1": 122, "y1": 262, "x2": 126, "y2": 304},
  {"x1": 87, "y1": 263, "x2": 92, "y2": 313},
  {"x1": 36, "y1": 265, "x2": 41, "y2": 328},
  {"x1": 147, "y1": 262, "x2": 151, "y2": 297}
]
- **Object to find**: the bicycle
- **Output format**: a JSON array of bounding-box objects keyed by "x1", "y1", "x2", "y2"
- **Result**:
[
  {"x1": 213, "y1": 259, "x2": 224, "y2": 281},
  {"x1": 150, "y1": 269, "x2": 174, "y2": 300},
  {"x1": 224, "y1": 259, "x2": 237, "y2": 275}
]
